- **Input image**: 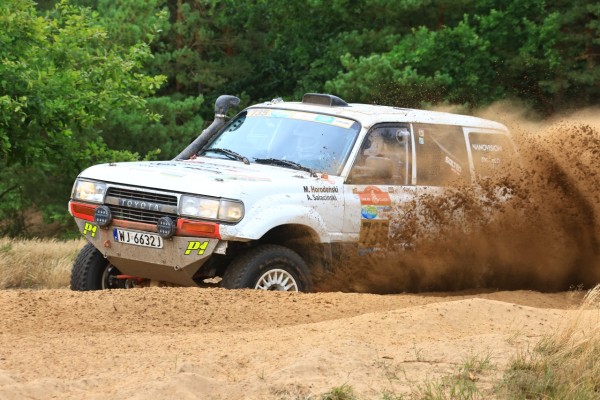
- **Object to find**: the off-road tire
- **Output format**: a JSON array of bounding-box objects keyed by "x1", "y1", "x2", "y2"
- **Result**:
[
  {"x1": 70, "y1": 242, "x2": 116, "y2": 291},
  {"x1": 221, "y1": 244, "x2": 313, "y2": 292}
]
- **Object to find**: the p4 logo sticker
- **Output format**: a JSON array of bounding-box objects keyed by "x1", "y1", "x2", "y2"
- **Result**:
[
  {"x1": 83, "y1": 222, "x2": 97, "y2": 238},
  {"x1": 184, "y1": 241, "x2": 209, "y2": 255}
]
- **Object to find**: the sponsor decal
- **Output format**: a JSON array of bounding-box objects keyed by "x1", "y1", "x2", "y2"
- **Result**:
[
  {"x1": 361, "y1": 205, "x2": 378, "y2": 219},
  {"x1": 184, "y1": 241, "x2": 209, "y2": 255},
  {"x1": 303, "y1": 185, "x2": 339, "y2": 201},
  {"x1": 246, "y1": 109, "x2": 271, "y2": 117},
  {"x1": 445, "y1": 156, "x2": 462, "y2": 175},
  {"x1": 358, "y1": 186, "x2": 392, "y2": 220},
  {"x1": 480, "y1": 156, "x2": 501, "y2": 165},
  {"x1": 83, "y1": 222, "x2": 97, "y2": 238},
  {"x1": 357, "y1": 186, "x2": 391, "y2": 207},
  {"x1": 159, "y1": 171, "x2": 187, "y2": 178},
  {"x1": 218, "y1": 174, "x2": 272, "y2": 182},
  {"x1": 359, "y1": 219, "x2": 390, "y2": 248},
  {"x1": 247, "y1": 109, "x2": 354, "y2": 128},
  {"x1": 472, "y1": 143, "x2": 503, "y2": 152},
  {"x1": 180, "y1": 163, "x2": 272, "y2": 182},
  {"x1": 357, "y1": 186, "x2": 391, "y2": 248},
  {"x1": 358, "y1": 186, "x2": 392, "y2": 255},
  {"x1": 315, "y1": 115, "x2": 334, "y2": 123},
  {"x1": 320, "y1": 173, "x2": 335, "y2": 184}
]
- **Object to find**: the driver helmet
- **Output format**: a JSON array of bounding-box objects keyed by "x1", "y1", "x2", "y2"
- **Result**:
[
  {"x1": 364, "y1": 131, "x2": 385, "y2": 157},
  {"x1": 293, "y1": 128, "x2": 319, "y2": 158}
]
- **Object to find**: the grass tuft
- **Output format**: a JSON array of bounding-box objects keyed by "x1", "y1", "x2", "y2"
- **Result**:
[
  {"x1": 415, "y1": 353, "x2": 493, "y2": 400},
  {"x1": 321, "y1": 384, "x2": 357, "y2": 400},
  {"x1": 498, "y1": 284, "x2": 600, "y2": 399},
  {"x1": 270, "y1": 383, "x2": 313, "y2": 400}
]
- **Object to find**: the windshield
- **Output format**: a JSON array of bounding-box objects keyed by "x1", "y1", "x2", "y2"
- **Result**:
[{"x1": 200, "y1": 108, "x2": 361, "y2": 175}]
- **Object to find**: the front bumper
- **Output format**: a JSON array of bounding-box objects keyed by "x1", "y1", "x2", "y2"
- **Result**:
[{"x1": 75, "y1": 218, "x2": 219, "y2": 286}]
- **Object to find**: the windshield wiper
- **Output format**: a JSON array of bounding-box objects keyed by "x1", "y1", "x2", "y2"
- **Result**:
[
  {"x1": 202, "y1": 148, "x2": 250, "y2": 165},
  {"x1": 254, "y1": 158, "x2": 315, "y2": 175}
]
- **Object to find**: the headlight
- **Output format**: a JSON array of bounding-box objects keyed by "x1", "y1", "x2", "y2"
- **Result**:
[
  {"x1": 179, "y1": 195, "x2": 244, "y2": 222},
  {"x1": 218, "y1": 200, "x2": 244, "y2": 221},
  {"x1": 72, "y1": 179, "x2": 107, "y2": 204},
  {"x1": 180, "y1": 196, "x2": 220, "y2": 219}
]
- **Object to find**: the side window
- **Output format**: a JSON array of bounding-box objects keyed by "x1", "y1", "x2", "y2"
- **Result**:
[
  {"x1": 414, "y1": 124, "x2": 469, "y2": 186},
  {"x1": 468, "y1": 132, "x2": 514, "y2": 179},
  {"x1": 348, "y1": 124, "x2": 411, "y2": 185}
]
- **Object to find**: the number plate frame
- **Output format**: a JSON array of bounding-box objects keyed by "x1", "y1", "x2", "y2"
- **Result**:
[{"x1": 113, "y1": 228, "x2": 164, "y2": 249}]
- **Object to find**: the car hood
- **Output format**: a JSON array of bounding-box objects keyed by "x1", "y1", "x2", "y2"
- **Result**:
[{"x1": 78, "y1": 158, "x2": 328, "y2": 198}]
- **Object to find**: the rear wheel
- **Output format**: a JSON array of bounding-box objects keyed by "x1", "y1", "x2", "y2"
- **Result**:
[
  {"x1": 221, "y1": 244, "x2": 313, "y2": 292},
  {"x1": 70, "y1": 243, "x2": 123, "y2": 291}
]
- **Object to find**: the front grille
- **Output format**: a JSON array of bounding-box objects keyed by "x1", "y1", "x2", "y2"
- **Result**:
[
  {"x1": 106, "y1": 187, "x2": 178, "y2": 225},
  {"x1": 107, "y1": 187, "x2": 178, "y2": 206},
  {"x1": 108, "y1": 205, "x2": 177, "y2": 225}
]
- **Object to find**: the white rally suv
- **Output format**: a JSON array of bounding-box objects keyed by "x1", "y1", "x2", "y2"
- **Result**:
[{"x1": 69, "y1": 93, "x2": 512, "y2": 292}]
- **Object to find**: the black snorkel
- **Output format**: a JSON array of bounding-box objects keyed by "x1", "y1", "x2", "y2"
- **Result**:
[{"x1": 174, "y1": 95, "x2": 240, "y2": 161}]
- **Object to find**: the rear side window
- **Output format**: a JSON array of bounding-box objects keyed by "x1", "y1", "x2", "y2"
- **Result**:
[
  {"x1": 414, "y1": 124, "x2": 469, "y2": 186},
  {"x1": 469, "y1": 132, "x2": 514, "y2": 179}
]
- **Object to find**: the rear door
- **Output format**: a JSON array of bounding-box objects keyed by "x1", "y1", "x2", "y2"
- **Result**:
[
  {"x1": 413, "y1": 123, "x2": 471, "y2": 187},
  {"x1": 410, "y1": 123, "x2": 473, "y2": 235}
]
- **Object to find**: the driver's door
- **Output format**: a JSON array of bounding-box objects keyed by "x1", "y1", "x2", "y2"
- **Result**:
[{"x1": 342, "y1": 123, "x2": 415, "y2": 253}]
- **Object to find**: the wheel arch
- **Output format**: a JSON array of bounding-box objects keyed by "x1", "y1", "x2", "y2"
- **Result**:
[
  {"x1": 220, "y1": 205, "x2": 332, "y2": 243},
  {"x1": 258, "y1": 223, "x2": 331, "y2": 275},
  {"x1": 259, "y1": 223, "x2": 320, "y2": 247}
]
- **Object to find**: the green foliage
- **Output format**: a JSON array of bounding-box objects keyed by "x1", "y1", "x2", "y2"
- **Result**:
[
  {"x1": 97, "y1": 0, "x2": 169, "y2": 47},
  {"x1": 74, "y1": 0, "x2": 600, "y2": 116},
  {"x1": 0, "y1": 0, "x2": 164, "y2": 236},
  {"x1": 101, "y1": 94, "x2": 204, "y2": 159},
  {"x1": 152, "y1": 1, "x2": 252, "y2": 98},
  {"x1": 87, "y1": 1, "x2": 207, "y2": 160},
  {"x1": 326, "y1": 0, "x2": 599, "y2": 112},
  {"x1": 39, "y1": 0, "x2": 600, "y2": 112}
]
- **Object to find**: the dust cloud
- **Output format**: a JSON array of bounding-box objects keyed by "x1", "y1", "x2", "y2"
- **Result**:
[{"x1": 316, "y1": 104, "x2": 600, "y2": 293}]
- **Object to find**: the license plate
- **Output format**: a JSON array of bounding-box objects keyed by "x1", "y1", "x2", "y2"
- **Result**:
[{"x1": 113, "y1": 228, "x2": 163, "y2": 249}]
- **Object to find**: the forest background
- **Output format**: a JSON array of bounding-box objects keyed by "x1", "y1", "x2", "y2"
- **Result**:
[{"x1": 1, "y1": 0, "x2": 599, "y2": 237}]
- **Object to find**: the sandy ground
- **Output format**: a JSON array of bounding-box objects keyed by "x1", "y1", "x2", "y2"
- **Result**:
[
  {"x1": 0, "y1": 287, "x2": 591, "y2": 399},
  {"x1": 0, "y1": 82, "x2": 598, "y2": 400}
]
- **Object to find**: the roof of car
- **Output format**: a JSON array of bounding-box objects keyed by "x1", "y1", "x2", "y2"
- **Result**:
[{"x1": 248, "y1": 100, "x2": 508, "y2": 132}]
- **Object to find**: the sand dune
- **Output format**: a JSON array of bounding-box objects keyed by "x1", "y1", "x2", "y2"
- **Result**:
[{"x1": 0, "y1": 287, "x2": 590, "y2": 399}]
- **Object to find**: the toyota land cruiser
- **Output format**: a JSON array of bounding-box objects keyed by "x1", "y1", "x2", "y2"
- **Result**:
[{"x1": 69, "y1": 93, "x2": 513, "y2": 292}]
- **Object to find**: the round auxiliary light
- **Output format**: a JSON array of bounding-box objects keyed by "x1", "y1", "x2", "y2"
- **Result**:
[
  {"x1": 157, "y1": 216, "x2": 176, "y2": 238},
  {"x1": 94, "y1": 205, "x2": 112, "y2": 227}
]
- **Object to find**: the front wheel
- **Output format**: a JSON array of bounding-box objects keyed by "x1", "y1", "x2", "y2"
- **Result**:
[
  {"x1": 70, "y1": 243, "x2": 124, "y2": 291},
  {"x1": 221, "y1": 244, "x2": 313, "y2": 292}
]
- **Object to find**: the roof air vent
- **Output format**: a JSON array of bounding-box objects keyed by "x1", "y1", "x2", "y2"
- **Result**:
[{"x1": 302, "y1": 93, "x2": 349, "y2": 107}]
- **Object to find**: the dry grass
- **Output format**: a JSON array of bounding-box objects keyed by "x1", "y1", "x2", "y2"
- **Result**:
[
  {"x1": 413, "y1": 353, "x2": 495, "y2": 400},
  {"x1": 0, "y1": 237, "x2": 84, "y2": 289},
  {"x1": 499, "y1": 285, "x2": 600, "y2": 399}
]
